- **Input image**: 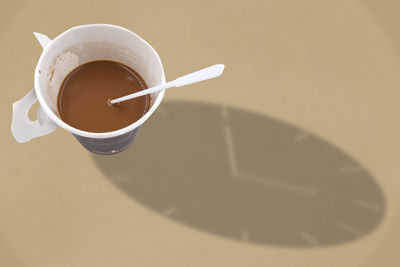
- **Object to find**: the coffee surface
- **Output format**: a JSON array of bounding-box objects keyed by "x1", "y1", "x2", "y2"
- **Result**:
[{"x1": 57, "y1": 60, "x2": 150, "y2": 133}]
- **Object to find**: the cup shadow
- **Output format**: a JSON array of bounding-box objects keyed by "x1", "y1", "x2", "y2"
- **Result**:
[{"x1": 92, "y1": 101, "x2": 385, "y2": 248}]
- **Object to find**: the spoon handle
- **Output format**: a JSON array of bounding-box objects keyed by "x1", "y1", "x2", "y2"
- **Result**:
[
  {"x1": 174, "y1": 64, "x2": 225, "y2": 87},
  {"x1": 110, "y1": 64, "x2": 225, "y2": 104}
]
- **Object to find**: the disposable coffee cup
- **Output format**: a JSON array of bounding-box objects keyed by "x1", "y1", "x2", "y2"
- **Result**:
[{"x1": 11, "y1": 24, "x2": 165, "y2": 155}]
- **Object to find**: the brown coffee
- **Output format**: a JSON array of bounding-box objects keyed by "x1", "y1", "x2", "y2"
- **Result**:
[{"x1": 57, "y1": 60, "x2": 150, "y2": 133}]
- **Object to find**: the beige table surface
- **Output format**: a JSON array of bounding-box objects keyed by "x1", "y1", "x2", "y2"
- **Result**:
[{"x1": 1, "y1": 0, "x2": 400, "y2": 266}]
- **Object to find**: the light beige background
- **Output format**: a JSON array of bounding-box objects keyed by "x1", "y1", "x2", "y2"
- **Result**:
[{"x1": 1, "y1": 0, "x2": 400, "y2": 266}]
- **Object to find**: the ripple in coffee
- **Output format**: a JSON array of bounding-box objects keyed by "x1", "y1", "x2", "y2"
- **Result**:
[{"x1": 57, "y1": 60, "x2": 150, "y2": 133}]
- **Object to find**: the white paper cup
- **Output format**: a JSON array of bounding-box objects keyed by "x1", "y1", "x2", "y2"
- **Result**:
[{"x1": 11, "y1": 24, "x2": 165, "y2": 155}]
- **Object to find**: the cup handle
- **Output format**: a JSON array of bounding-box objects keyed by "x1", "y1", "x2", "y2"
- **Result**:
[
  {"x1": 33, "y1": 32, "x2": 52, "y2": 49},
  {"x1": 11, "y1": 88, "x2": 59, "y2": 143}
]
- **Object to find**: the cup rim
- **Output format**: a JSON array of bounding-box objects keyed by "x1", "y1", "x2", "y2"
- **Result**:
[{"x1": 34, "y1": 24, "x2": 166, "y2": 139}]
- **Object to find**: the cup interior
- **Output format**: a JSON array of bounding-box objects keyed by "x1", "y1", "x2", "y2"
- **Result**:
[{"x1": 35, "y1": 24, "x2": 165, "y2": 137}]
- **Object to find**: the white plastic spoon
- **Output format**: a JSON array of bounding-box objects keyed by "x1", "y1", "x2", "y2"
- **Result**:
[{"x1": 110, "y1": 64, "x2": 225, "y2": 104}]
